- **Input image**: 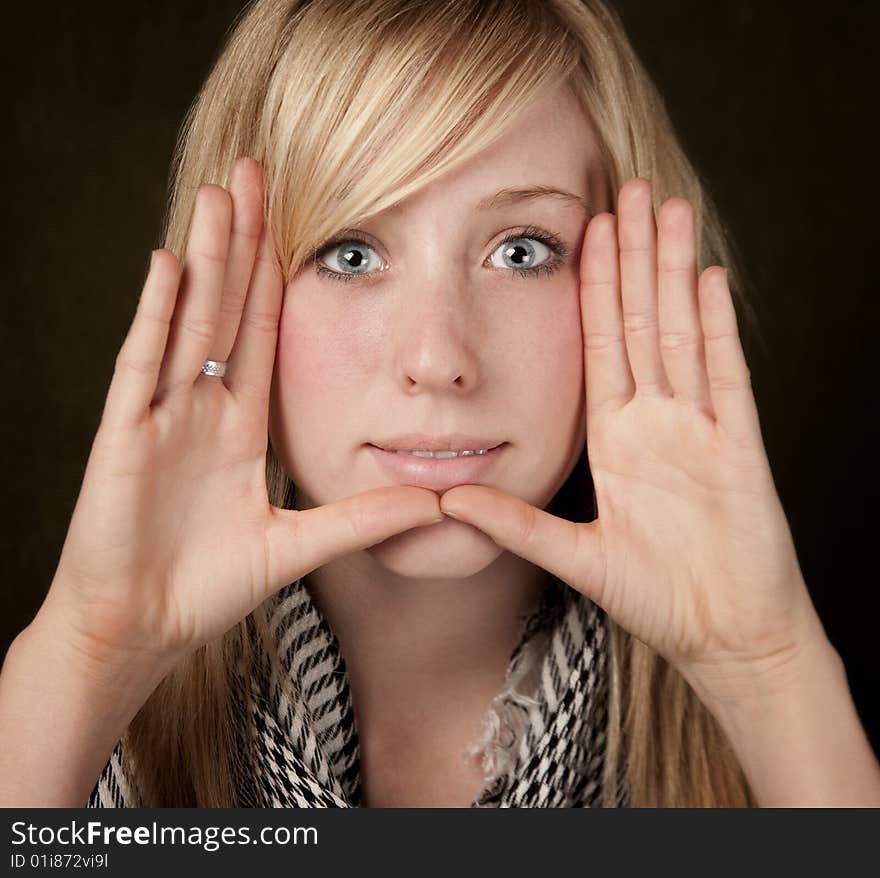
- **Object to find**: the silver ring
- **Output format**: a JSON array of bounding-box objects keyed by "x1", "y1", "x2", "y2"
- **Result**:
[{"x1": 201, "y1": 359, "x2": 227, "y2": 377}]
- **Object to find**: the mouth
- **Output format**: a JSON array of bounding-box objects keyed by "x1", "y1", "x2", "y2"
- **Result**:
[{"x1": 365, "y1": 442, "x2": 508, "y2": 492}]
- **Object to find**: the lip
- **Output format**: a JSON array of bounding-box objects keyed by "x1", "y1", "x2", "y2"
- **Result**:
[
  {"x1": 371, "y1": 433, "x2": 505, "y2": 453},
  {"x1": 366, "y1": 442, "x2": 508, "y2": 492}
]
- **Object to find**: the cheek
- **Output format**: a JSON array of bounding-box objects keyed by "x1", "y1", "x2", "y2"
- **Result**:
[
  {"x1": 508, "y1": 282, "x2": 584, "y2": 409},
  {"x1": 273, "y1": 293, "x2": 371, "y2": 407},
  {"x1": 269, "y1": 290, "x2": 379, "y2": 491},
  {"x1": 494, "y1": 284, "x2": 585, "y2": 509}
]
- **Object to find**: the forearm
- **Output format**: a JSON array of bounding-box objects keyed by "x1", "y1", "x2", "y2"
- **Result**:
[
  {"x1": 701, "y1": 634, "x2": 880, "y2": 807},
  {"x1": 0, "y1": 598, "x2": 167, "y2": 807}
]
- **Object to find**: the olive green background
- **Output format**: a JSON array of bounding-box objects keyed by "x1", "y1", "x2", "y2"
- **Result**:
[{"x1": 4, "y1": 2, "x2": 878, "y2": 750}]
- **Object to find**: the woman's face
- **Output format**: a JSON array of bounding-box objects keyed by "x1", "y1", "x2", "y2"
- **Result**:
[{"x1": 269, "y1": 84, "x2": 610, "y2": 579}]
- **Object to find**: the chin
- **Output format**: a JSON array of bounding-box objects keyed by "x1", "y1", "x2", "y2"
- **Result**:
[{"x1": 365, "y1": 516, "x2": 504, "y2": 579}]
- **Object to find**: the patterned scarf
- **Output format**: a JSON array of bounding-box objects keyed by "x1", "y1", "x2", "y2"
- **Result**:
[{"x1": 88, "y1": 575, "x2": 620, "y2": 808}]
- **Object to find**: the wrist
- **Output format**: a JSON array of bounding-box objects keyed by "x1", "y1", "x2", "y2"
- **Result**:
[
  {"x1": 695, "y1": 631, "x2": 845, "y2": 737},
  {"x1": 678, "y1": 597, "x2": 838, "y2": 723},
  {"x1": 37, "y1": 575, "x2": 183, "y2": 693},
  {"x1": 12, "y1": 610, "x2": 163, "y2": 736},
  {"x1": 21, "y1": 588, "x2": 177, "y2": 727},
  {"x1": 684, "y1": 633, "x2": 880, "y2": 807},
  {"x1": 1, "y1": 612, "x2": 166, "y2": 807}
]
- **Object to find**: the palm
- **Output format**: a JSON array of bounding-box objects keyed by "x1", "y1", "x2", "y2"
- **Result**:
[
  {"x1": 440, "y1": 177, "x2": 816, "y2": 680},
  {"x1": 584, "y1": 388, "x2": 796, "y2": 668},
  {"x1": 69, "y1": 383, "x2": 275, "y2": 656},
  {"x1": 49, "y1": 157, "x2": 443, "y2": 674},
  {"x1": 143, "y1": 394, "x2": 272, "y2": 641}
]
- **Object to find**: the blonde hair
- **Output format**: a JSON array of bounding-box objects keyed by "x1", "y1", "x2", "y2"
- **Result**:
[{"x1": 125, "y1": 0, "x2": 760, "y2": 807}]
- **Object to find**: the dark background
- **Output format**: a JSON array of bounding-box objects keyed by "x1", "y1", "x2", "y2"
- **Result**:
[{"x1": 4, "y1": 2, "x2": 879, "y2": 752}]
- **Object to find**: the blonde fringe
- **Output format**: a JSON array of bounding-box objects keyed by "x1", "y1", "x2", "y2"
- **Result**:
[{"x1": 119, "y1": 0, "x2": 761, "y2": 807}]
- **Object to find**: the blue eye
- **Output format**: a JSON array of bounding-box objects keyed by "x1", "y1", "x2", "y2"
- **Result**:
[
  {"x1": 309, "y1": 225, "x2": 570, "y2": 284},
  {"x1": 488, "y1": 233, "x2": 557, "y2": 278},
  {"x1": 314, "y1": 239, "x2": 383, "y2": 280}
]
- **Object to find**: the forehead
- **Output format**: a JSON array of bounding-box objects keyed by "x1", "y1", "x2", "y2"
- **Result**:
[
  {"x1": 496, "y1": 84, "x2": 599, "y2": 161},
  {"x1": 386, "y1": 84, "x2": 603, "y2": 214}
]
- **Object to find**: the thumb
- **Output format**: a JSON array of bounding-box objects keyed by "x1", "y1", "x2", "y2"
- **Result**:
[
  {"x1": 262, "y1": 486, "x2": 442, "y2": 598},
  {"x1": 439, "y1": 485, "x2": 606, "y2": 604}
]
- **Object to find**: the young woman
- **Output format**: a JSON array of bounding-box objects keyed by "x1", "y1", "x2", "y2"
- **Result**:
[{"x1": 2, "y1": 0, "x2": 878, "y2": 808}]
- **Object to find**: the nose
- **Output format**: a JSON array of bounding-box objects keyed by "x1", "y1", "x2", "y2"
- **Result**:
[{"x1": 392, "y1": 281, "x2": 480, "y2": 394}]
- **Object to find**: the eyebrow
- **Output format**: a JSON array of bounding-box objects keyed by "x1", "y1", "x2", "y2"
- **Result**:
[{"x1": 476, "y1": 185, "x2": 594, "y2": 217}]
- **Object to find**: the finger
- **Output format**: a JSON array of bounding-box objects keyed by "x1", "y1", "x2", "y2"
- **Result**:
[
  {"x1": 698, "y1": 267, "x2": 763, "y2": 447},
  {"x1": 224, "y1": 209, "x2": 284, "y2": 405},
  {"x1": 206, "y1": 158, "x2": 264, "y2": 364},
  {"x1": 617, "y1": 178, "x2": 672, "y2": 397},
  {"x1": 154, "y1": 185, "x2": 233, "y2": 400},
  {"x1": 262, "y1": 487, "x2": 443, "y2": 601},
  {"x1": 656, "y1": 197, "x2": 712, "y2": 415},
  {"x1": 580, "y1": 212, "x2": 634, "y2": 414},
  {"x1": 103, "y1": 249, "x2": 182, "y2": 429},
  {"x1": 438, "y1": 485, "x2": 606, "y2": 606}
]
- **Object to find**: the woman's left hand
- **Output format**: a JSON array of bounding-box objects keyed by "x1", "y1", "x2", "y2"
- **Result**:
[{"x1": 439, "y1": 177, "x2": 829, "y2": 707}]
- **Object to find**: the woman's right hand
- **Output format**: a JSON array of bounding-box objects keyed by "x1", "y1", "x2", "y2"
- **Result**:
[{"x1": 43, "y1": 156, "x2": 443, "y2": 679}]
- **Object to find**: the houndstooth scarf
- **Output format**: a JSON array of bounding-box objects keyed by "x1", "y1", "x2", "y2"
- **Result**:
[{"x1": 87, "y1": 574, "x2": 621, "y2": 808}]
